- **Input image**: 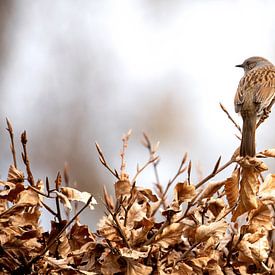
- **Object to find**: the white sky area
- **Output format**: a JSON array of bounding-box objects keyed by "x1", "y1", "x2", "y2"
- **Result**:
[{"x1": 1, "y1": 0, "x2": 275, "y2": 194}]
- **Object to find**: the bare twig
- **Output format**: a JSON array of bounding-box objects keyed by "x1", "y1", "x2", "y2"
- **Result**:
[
  {"x1": 95, "y1": 142, "x2": 120, "y2": 180},
  {"x1": 220, "y1": 103, "x2": 241, "y2": 133},
  {"x1": 195, "y1": 158, "x2": 234, "y2": 189},
  {"x1": 131, "y1": 155, "x2": 159, "y2": 184},
  {"x1": 120, "y1": 130, "x2": 132, "y2": 177},
  {"x1": 6, "y1": 118, "x2": 17, "y2": 168},
  {"x1": 142, "y1": 132, "x2": 161, "y2": 185},
  {"x1": 21, "y1": 131, "x2": 35, "y2": 186},
  {"x1": 55, "y1": 172, "x2": 62, "y2": 223}
]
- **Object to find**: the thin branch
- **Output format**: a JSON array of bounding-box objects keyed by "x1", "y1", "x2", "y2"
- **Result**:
[
  {"x1": 195, "y1": 158, "x2": 234, "y2": 189},
  {"x1": 152, "y1": 154, "x2": 187, "y2": 216},
  {"x1": 21, "y1": 131, "x2": 35, "y2": 186},
  {"x1": 131, "y1": 155, "x2": 159, "y2": 184},
  {"x1": 120, "y1": 130, "x2": 132, "y2": 177},
  {"x1": 6, "y1": 118, "x2": 17, "y2": 168},
  {"x1": 55, "y1": 172, "x2": 62, "y2": 223},
  {"x1": 220, "y1": 103, "x2": 241, "y2": 133},
  {"x1": 95, "y1": 142, "x2": 120, "y2": 180}
]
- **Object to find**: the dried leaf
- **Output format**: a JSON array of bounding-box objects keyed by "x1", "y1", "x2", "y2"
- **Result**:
[
  {"x1": 258, "y1": 173, "x2": 275, "y2": 204},
  {"x1": 115, "y1": 179, "x2": 131, "y2": 198},
  {"x1": 260, "y1": 148, "x2": 275, "y2": 157},
  {"x1": 248, "y1": 201, "x2": 273, "y2": 232},
  {"x1": 103, "y1": 185, "x2": 115, "y2": 211},
  {"x1": 225, "y1": 168, "x2": 239, "y2": 207},
  {"x1": 7, "y1": 165, "x2": 24, "y2": 183},
  {"x1": 174, "y1": 181, "x2": 196, "y2": 204},
  {"x1": 126, "y1": 260, "x2": 153, "y2": 275},
  {"x1": 195, "y1": 221, "x2": 227, "y2": 243},
  {"x1": 155, "y1": 223, "x2": 185, "y2": 248},
  {"x1": 195, "y1": 180, "x2": 224, "y2": 202},
  {"x1": 60, "y1": 187, "x2": 97, "y2": 209},
  {"x1": 120, "y1": 247, "x2": 149, "y2": 259},
  {"x1": 239, "y1": 167, "x2": 259, "y2": 212}
]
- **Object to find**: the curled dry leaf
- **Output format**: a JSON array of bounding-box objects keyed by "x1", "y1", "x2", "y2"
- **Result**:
[
  {"x1": 239, "y1": 167, "x2": 259, "y2": 211},
  {"x1": 119, "y1": 247, "x2": 149, "y2": 259},
  {"x1": 174, "y1": 181, "x2": 196, "y2": 204},
  {"x1": 259, "y1": 148, "x2": 275, "y2": 157},
  {"x1": 103, "y1": 185, "x2": 114, "y2": 211},
  {"x1": 248, "y1": 201, "x2": 273, "y2": 232},
  {"x1": 126, "y1": 260, "x2": 153, "y2": 275},
  {"x1": 238, "y1": 233, "x2": 270, "y2": 263},
  {"x1": 7, "y1": 165, "x2": 24, "y2": 183},
  {"x1": 195, "y1": 221, "x2": 227, "y2": 243},
  {"x1": 195, "y1": 180, "x2": 224, "y2": 203},
  {"x1": 225, "y1": 168, "x2": 239, "y2": 208},
  {"x1": 17, "y1": 188, "x2": 40, "y2": 206},
  {"x1": 258, "y1": 173, "x2": 275, "y2": 204},
  {"x1": 154, "y1": 223, "x2": 185, "y2": 248},
  {"x1": 115, "y1": 179, "x2": 131, "y2": 198},
  {"x1": 60, "y1": 187, "x2": 97, "y2": 209}
]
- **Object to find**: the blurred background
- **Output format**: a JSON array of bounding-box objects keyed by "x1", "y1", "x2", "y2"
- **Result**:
[{"x1": 0, "y1": 0, "x2": 275, "y2": 227}]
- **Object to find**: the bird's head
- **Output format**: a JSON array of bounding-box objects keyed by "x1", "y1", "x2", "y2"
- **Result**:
[{"x1": 236, "y1": 56, "x2": 273, "y2": 73}]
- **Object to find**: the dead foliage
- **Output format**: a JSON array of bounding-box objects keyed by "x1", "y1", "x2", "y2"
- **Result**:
[{"x1": 0, "y1": 111, "x2": 274, "y2": 274}]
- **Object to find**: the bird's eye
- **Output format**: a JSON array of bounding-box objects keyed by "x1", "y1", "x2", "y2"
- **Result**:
[{"x1": 247, "y1": 62, "x2": 255, "y2": 70}]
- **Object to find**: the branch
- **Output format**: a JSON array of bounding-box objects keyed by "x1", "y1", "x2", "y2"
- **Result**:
[
  {"x1": 21, "y1": 131, "x2": 35, "y2": 186},
  {"x1": 6, "y1": 118, "x2": 17, "y2": 168},
  {"x1": 95, "y1": 142, "x2": 120, "y2": 180},
  {"x1": 220, "y1": 103, "x2": 241, "y2": 133}
]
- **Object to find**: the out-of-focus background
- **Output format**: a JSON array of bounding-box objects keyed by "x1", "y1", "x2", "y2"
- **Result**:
[{"x1": 0, "y1": 0, "x2": 275, "y2": 227}]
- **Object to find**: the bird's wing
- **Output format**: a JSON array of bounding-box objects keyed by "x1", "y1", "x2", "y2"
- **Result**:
[
  {"x1": 234, "y1": 77, "x2": 245, "y2": 113},
  {"x1": 253, "y1": 70, "x2": 275, "y2": 108}
]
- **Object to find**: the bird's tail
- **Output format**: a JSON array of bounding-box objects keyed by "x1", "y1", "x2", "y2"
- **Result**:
[{"x1": 240, "y1": 112, "x2": 256, "y2": 157}]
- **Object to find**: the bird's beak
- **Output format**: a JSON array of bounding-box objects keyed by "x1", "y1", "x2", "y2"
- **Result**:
[{"x1": 235, "y1": 64, "x2": 244, "y2": 68}]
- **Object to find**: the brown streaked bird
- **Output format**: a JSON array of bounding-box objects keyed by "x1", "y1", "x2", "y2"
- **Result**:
[{"x1": 234, "y1": 56, "x2": 275, "y2": 157}]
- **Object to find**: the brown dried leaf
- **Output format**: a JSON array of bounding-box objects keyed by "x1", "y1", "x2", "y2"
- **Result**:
[
  {"x1": 195, "y1": 221, "x2": 227, "y2": 243},
  {"x1": 0, "y1": 181, "x2": 24, "y2": 202},
  {"x1": 239, "y1": 167, "x2": 259, "y2": 211},
  {"x1": 7, "y1": 165, "x2": 24, "y2": 183},
  {"x1": 260, "y1": 148, "x2": 275, "y2": 157},
  {"x1": 100, "y1": 252, "x2": 121, "y2": 275},
  {"x1": 17, "y1": 188, "x2": 40, "y2": 206},
  {"x1": 139, "y1": 188, "x2": 158, "y2": 202},
  {"x1": 97, "y1": 215, "x2": 121, "y2": 242},
  {"x1": 120, "y1": 247, "x2": 149, "y2": 259},
  {"x1": 171, "y1": 262, "x2": 193, "y2": 275},
  {"x1": 115, "y1": 179, "x2": 131, "y2": 198},
  {"x1": 126, "y1": 260, "x2": 153, "y2": 275},
  {"x1": 225, "y1": 168, "x2": 239, "y2": 207},
  {"x1": 103, "y1": 185, "x2": 114, "y2": 211},
  {"x1": 258, "y1": 173, "x2": 275, "y2": 204},
  {"x1": 54, "y1": 190, "x2": 72, "y2": 210},
  {"x1": 195, "y1": 180, "x2": 224, "y2": 203},
  {"x1": 69, "y1": 221, "x2": 95, "y2": 250},
  {"x1": 248, "y1": 201, "x2": 273, "y2": 232},
  {"x1": 60, "y1": 187, "x2": 97, "y2": 209},
  {"x1": 238, "y1": 233, "x2": 270, "y2": 263},
  {"x1": 174, "y1": 181, "x2": 196, "y2": 204},
  {"x1": 155, "y1": 223, "x2": 185, "y2": 248}
]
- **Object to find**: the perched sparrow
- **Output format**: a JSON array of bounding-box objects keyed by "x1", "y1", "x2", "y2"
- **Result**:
[{"x1": 234, "y1": 56, "x2": 275, "y2": 157}]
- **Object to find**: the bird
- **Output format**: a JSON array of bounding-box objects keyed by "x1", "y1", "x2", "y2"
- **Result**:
[{"x1": 234, "y1": 56, "x2": 275, "y2": 157}]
